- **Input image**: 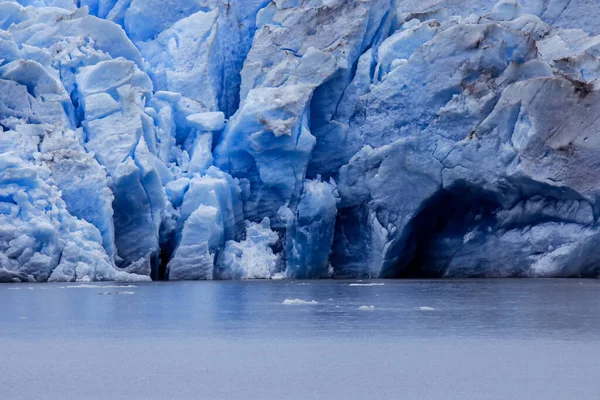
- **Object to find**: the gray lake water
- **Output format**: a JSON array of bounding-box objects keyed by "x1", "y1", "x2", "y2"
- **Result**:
[{"x1": 1, "y1": 279, "x2": 600, "y2": 399}]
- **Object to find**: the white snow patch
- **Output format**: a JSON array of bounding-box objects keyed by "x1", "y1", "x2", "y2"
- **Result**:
[
  {"x1": 282, "y1": 299, "x2": 318, "y2": 305},
  {"x1": 358, "y1": 305, "x2": 375, "y2": 311}
]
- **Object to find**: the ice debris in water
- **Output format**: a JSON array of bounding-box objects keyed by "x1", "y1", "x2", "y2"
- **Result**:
[
  {"x1": 98, "y1": 291, "x2": 135, "y2": 295},
  {"x1": 2, "y1": 0, "x2": 600, "y2": 282},
  {"x1": 66, "y1": 285, "x2": 138, "y2": 289},
  {"x1": 282, "y1": 299, "x2": 319, "y2": 306},
  {"x1": 349, "y1": 283, "x2": 385, "y2": 287},
  {"x1": 358, "y1": 305, "x2": 375, "y2": 311},
  {"x1": 419, "y1": 307, "x2": 436, "y2": 311}
]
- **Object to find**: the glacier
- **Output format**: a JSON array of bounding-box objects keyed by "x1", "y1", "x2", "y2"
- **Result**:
[{"x1": 1, "y1": 0, "x2": 600, "y2": 282}]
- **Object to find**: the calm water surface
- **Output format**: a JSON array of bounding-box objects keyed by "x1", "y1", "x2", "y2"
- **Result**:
[{"x1": 1, "y1": 279, "x2": 600, "y2": 399}]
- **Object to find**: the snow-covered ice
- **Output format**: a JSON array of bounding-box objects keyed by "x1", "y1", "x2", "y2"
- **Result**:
[{"x1": 2, "y1": 0, "x2": 600, "y2": 281}]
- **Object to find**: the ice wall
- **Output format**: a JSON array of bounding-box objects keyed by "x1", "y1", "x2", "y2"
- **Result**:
[{"x1": 2, "y1": 0, "x2": 600, "y2": 281}]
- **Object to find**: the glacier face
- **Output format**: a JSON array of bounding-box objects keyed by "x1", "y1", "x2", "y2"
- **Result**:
[{"x1": 1, "y1": 0, "x2": 600, "y2": 282}]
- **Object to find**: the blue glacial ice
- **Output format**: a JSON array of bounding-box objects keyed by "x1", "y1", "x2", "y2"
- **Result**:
[{"x1": 2, "y1": 0, "x2": 600, "y2": 281}]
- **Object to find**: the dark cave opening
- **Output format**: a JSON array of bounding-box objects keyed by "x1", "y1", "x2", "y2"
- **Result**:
[
  {"x1": 383, "y1": 181, "x2": 503, "y2": 279},
  {"x1": 155, "y1": 226, "x2": 177, "y2": 281},
  {"x1": 155, "y1": 248, "x2": 170, "y2": 281}
]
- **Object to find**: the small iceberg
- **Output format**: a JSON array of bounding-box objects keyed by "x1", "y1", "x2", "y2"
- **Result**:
[
  {"x1": 67, "y1": 284, "x2": 138, "y2": 289},
  {"x1": 98, "y1": 291, "x2": 135, "y2": 295},
  {"x1": 282, "y1": 299, "x2": 318, "y2": 305},
  {"x1": 419, "y1": 306, "x2": 436, "y2": 311},
  {"x1": 358, "y1": 305, "x2": 375, "y2": 311},
  {"x1": 349, "y1": 283, "x2": 385, "y2": 287}
]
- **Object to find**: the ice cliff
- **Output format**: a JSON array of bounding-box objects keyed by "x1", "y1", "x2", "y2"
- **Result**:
[{"x1": 2, "y1": 0, "x2": 600, "y2": 282}]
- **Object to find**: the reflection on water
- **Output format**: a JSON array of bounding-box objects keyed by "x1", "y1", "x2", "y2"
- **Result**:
[
  {"x1": 2, "y1": 279, "x2": 600, "y2": 341},
  {"x1": 3, "y1": 280, "x2": 600, "y2": 400}
]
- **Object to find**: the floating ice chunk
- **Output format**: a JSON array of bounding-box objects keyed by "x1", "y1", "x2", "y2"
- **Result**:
[
  {"x1": 419, "y1": 306, "x2": 436, "y2": 311},
  {"x1": 98, "y1": 291, "x2": 135, "y2": 295},
  {"x1": 358, "y1": 305, "x2": 375, "y2": 311},
  {"x1": 282, "y1": 299, "x2": 318, "y2": 305},
  {"x1": 69, "y1": 284, "x2": 117, "y2": 289},
  {"x1": 349, "y1": 283, "x2": 385, "y2": 287},
  {"x1": 66, "y1": 284, "x2": 137, "y2": 289}
]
